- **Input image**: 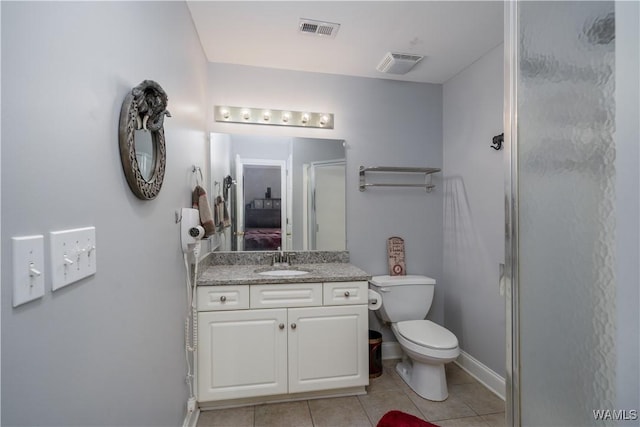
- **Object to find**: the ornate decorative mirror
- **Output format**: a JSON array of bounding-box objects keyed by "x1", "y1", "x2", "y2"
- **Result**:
[{"x1": 118, "y1": 80, "x2": 171, "y2": 200}]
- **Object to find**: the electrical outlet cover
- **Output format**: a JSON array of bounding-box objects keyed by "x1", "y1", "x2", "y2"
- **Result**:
[{"x1": 12, "y1": 235, "x2": 45, "y2": 307}]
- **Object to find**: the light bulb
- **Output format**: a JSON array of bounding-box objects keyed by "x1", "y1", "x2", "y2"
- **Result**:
[
  {"x1": 241, "y1": 110, "x2": 251, "y2": 120},
  {"x1": 282, "y1": 112, "x2": 291, "y2": 123},
  {"x1": 319, "y1": 115, "x2": 329, "y2": 126},
  {"x1": 221, "y1": 108, "x2": 230, "y2": 119},
  {"x1": 263, "y1": 111, "x2": 271, "y2": 122},
  {"x1": 301, "y1": 113, "x2": 310, "y2": 124}
]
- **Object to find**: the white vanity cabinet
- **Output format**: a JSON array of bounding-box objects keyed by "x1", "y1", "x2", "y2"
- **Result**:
[
  {"x1": 197, "y1": 308, "x2": 288, "y2": 401},
  {"x1": 288, "y1": 304, "x2": 368, "y2": 393},
  {"x1": 196, "y1": 281, "x2": 368, "y2": 404}
]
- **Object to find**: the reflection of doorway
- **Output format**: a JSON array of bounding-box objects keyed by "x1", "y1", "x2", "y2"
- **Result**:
[
  {"x1": 235, "y1": 156, "x2": 287, "y2": 251},
  {"x1": 305, "y1": 160, "x2": 346, "y2": 250}
]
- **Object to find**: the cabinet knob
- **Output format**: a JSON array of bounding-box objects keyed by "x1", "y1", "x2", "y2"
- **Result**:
[
  {"x1": 344, "y1": 291, "x2": 350, "y2": 297},
  {"x1": 291, "y1": 323, "x2": 297, "y2": 330},
  {"x1": 220, "y1": 295, "x2": 227, "y2": 302},
  {"x1": 279, "y1": 323, "x2": 285, "y2": 330}
]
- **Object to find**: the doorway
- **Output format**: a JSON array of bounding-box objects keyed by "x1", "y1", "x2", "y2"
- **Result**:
[{"x1": 234, "y1": 156, "x2": 288, "y2": 251}]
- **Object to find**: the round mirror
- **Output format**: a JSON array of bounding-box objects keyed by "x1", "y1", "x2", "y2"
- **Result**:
[
  {"x1": 134, "y1": 129, "x2": 156, "y2": 182},
  {"x1": 118, "y1": 80, "x2": 170, "y2": 200}
]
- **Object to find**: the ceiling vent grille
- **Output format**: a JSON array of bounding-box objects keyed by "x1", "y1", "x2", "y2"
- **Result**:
[
  {"x1": 298, "y1": 19, "x2": 340, "y2": 39},
  {"x1": 376, "y1": 52, "x2": 424, "y2": 75}
]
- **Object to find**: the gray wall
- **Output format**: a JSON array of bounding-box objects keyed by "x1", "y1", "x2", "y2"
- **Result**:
[
  {"x1": 209, "y1": 63, "x2": 443, "y2": 340},
  {"x1": 442, "y1": 45, "x2": 505, "y2": 375},
  {"x1": 1, "y1": 2, "x2": 208, "y2": 425},
  {"x1": 230, "y1": 134, "x2": 290, "y2": 163},
  {"x1": 244, "y1": 166, "x2": 282, "y2": 201}
]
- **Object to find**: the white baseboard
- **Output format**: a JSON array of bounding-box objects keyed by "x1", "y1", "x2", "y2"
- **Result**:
[
  {"x1": 182, "y1": 409, "x2": 199, "y2": 427},
  {"x1": 455, "y1": 350, "x2": 505, "y2": 401}
]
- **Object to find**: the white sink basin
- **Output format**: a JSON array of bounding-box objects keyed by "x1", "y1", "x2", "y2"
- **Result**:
[{"x1": 257, "y1": 269, "x2": 309, "y2": 277}]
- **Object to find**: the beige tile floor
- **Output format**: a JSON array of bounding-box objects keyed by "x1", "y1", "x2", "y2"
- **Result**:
[{"x1": 197, "y1": 360, "x2": 505, "y2": 427}]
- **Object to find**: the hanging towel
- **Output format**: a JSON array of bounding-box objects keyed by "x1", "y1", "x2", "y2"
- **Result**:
[
  {"x1": 213, "y1": 196, "x2": 231, "y2": 230},
  {"x1": 192, "y1": 185, "x2": 215, "y2": 237},
  {"x1": 222, "y1": 198, "x2": 231, "y2": 228},
  {"x1": 214, "y1": 196, "x2": 224, "y2": 231},
  {"x1": 214, "y1": 196, "x2": 231, "y2": 230}
]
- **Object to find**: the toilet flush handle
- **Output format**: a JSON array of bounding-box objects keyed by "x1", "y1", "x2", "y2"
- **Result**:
[{"x1": 378, "y1": 287, "x2": 391, "y2": 293}]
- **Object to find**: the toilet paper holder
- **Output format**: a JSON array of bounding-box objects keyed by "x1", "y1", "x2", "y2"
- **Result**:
[{"x1": 368, "y1": 289, "x2": 382, "y2": 310}]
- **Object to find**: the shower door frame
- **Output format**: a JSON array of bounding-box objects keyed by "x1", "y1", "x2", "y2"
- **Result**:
[{"x1": 503, "y1": 2, "x2": 520, "y2": 426}]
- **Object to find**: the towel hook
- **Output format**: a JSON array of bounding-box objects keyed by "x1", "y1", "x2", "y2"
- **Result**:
[{"x1": 490, "y1": 133, "x2": 504, "y2": 151}]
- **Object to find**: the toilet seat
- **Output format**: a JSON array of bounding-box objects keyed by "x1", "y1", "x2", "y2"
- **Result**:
[{"x1": 396, "y1": 320, "x2": 458, "y2": 350}]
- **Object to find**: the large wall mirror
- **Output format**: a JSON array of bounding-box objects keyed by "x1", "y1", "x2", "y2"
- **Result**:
[{"x1": 210, "y1": 133, "x2": 346, "y2": 252}]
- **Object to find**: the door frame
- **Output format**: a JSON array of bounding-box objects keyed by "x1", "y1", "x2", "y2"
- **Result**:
[{"x1": 235, "y1": 156, "x2": 288, "y2": 251}]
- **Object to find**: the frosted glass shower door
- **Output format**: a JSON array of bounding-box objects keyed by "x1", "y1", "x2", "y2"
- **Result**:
[{"x1": 505, "y1": 1, "x2": 637, "y2": 426}]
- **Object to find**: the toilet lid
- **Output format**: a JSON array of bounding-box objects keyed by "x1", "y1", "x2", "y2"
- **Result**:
[{"x1": 396, "y1": 320, "x2": 458, "y2": 350}]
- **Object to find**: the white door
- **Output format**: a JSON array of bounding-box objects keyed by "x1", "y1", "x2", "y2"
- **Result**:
[
  {"x1": 234, "y1": 155, "x2": 245, "y2": 251},
  {"x1": 287, "y1": 305, "x2": 368, "y2": 393},
  {"x1": 197, "y1": 309, "x2": 287, "y2": 401},
  {"x1": 311, "y1": 161, "x2": 346, "y2": 250}
]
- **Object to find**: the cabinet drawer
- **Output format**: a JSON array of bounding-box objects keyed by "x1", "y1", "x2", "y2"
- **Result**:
[
  {"x1": 250, "y1": 283, "x2": 322, "y2": 308},
  {"x1": 197, "y1": 285, "x2": 249, "y2": 311},
  {"x1": 323, "y1": 281, "x2": 368, "y2": 306}
]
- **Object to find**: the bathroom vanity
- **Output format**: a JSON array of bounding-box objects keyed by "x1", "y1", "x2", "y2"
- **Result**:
[{"x1": 195, "y1": 251, "x2": 371, "y2": 408}]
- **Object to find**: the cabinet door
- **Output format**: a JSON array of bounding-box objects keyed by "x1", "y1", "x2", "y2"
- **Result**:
[
  {"x1": 198, "y1": 309, "x2": 287, "y2": 401},
  {"x1": 288, "y1": 305, "x2": 368, "y2": 393}
]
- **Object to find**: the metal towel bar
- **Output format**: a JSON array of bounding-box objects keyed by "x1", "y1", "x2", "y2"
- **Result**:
[{"x1": 359, "y1": 166, "x2": 441, "y2": 192}]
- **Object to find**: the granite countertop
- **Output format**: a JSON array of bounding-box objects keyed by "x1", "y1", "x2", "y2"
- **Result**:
[{"x1": 197, "y1": 262, "x2": 371, "y2": 286}]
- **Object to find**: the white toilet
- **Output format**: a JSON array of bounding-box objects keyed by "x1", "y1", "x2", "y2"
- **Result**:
[{"x1": 369, "y1": 275, "x2": 459, "y2": 401}]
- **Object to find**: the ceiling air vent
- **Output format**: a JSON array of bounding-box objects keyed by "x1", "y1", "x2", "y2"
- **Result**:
[
  {"x1": 298, "y1": 19, "x2": 340, "y2": 39},
  {"x1": 376, "y1": 52, "x2": 424, "y2": 75}
]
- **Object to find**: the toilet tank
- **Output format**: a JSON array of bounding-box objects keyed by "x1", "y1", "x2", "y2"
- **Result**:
[{"x1": 369, "y1": 275, "x2": 436, "y2": 323}]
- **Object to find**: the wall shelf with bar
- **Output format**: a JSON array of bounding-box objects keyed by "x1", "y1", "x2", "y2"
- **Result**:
[{"x1": 359, "y1": 166, "x2": 441, "y2": 192}]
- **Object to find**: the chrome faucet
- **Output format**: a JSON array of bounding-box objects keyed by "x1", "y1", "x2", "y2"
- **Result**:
[{"x1": 272, "y1": 248, "x2": 295, "y2": 266}]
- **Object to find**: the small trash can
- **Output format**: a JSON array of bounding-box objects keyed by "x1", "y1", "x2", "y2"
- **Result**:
[{"x1": 369, "y1": 330, "x2": 383, "y2": 378}]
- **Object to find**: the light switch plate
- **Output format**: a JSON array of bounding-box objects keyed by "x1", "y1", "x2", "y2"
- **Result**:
[
  {"x1": 50, "y1": 227, "x2": 97, "y2": 291},
  {"x1": 12, "y1": 235, "x2": 45, "y2": 307}
]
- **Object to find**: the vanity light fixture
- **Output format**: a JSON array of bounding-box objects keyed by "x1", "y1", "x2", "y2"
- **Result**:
[{"x1": 214, "y1": 106, "x2": 334, "y2": 129}]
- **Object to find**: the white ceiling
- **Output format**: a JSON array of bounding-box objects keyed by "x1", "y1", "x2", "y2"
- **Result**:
[{"x1": 187, "y1": 1, "x2": 504, "y2": 84}]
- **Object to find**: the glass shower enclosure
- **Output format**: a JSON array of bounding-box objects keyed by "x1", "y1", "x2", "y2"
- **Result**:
[{"x1": 505, "y1": 2, "x2": 639, "y2": 426}]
